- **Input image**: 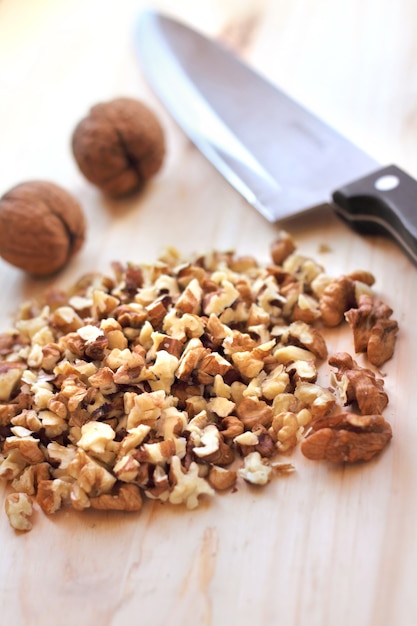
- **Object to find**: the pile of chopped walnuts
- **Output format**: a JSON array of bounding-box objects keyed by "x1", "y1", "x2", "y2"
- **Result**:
[{"x1": 0, "y1": 232, "x2": 398, "y2": 531}]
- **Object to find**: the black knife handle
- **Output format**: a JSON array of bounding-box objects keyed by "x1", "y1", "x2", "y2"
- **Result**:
[{"x1": 332, "y1": 164, "x2": 417, "y2": 265}]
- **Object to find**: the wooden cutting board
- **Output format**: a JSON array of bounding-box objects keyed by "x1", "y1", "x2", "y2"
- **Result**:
[{"x1": 0, "y1": 1, "x2": 416, "y2": 625}]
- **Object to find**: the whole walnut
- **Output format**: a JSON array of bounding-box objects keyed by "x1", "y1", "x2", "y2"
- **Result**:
[
  {"x1": 0, "y1": 181, "x2": 86, "y2": 277},
  {"x1": 72, "y1": 97, "x2": 166, "y2": 197}
]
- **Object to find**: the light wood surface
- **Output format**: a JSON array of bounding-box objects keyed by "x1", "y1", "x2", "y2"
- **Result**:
[{"x1": 0, "y1": 1, "x2": 416, "y2": 624}]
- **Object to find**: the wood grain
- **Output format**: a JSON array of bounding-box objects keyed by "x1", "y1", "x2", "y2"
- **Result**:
[{"x1": 0, "y1": 1, "x2": 416, "y2": 625}]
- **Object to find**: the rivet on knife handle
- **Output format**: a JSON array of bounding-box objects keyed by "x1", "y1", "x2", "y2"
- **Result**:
[{"x1": 332, "y1": 165, "x2": 417, "y2": 265}]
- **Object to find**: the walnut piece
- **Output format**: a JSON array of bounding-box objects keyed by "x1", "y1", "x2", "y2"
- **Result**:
[
  {"x1": 270, "y1": 231, "x2": 296, "y2": 265},
  {"x1": 0, "y1": 362, "x2": 26, "y2": 402},
  {"x1": 301, "y1": 412, "x2": 392, "y2": 463},
  {"x1": 238, "y1": 451, "x2": 272, "y2": 485},
  {"x1": 329, "y1": 352, "x2": 388, "y2": 415},
  {"x1": 345, "y1": 294, "x2": 398, "y2": 367},
  {"x1": 4, "y1": 492, "x2": 33, "y2": 531},
  {"x1": 208, "y1": 466, "x2": 237, "y2": 491},
  {"x1": 90, "y1": 483, "x2": 143, "y2": 512},
  {"x1": 72, "y1": 97, "x2": 165, "y2": 197},
  {"x1": 319, "y1": 276, "x2": 355, "y2": 327},
  {"x1": 36, "y1": 478, "x2": 71, "y2": 514},
  {"x1": 169, "y1": 456, "x2": 214, "y2": 509},
  {"x1": 0, "y1": 181, "x2": 86, "y2": 276}
]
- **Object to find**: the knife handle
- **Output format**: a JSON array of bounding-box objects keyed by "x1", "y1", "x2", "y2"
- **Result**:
[{"x1": 332, "y1": 164, "x2": 417, "y2": 265}]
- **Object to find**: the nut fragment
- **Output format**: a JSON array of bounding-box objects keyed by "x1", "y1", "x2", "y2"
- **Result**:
[
  {"x1": 345, "y1": 294, "x2": 398, "y2": 367},
  {"x1": 0, "y1": 181, "x2": 86, "y2": 276},
  {"x1": 294, "y1": 381, "x2": 336, "y2": 418},
  {"x1": 286, "y1": 321, "x2": 327, "y2": 360},
  {"x1": 319, "y1": 276, "x2": 355, "y2": 327},
  {"x1": 4, "y1": 492, "x2": 33, "y2": 531},
  {"x1": 301, "y1": 412, "x2": 392, "y2": 463},
  {"x1": 169, "y1": 456, "x2": 214, "y2": 509},
  {"x1": 0, "y1": 362, "x2": 26, "y2": 402},
  {"x1": 36, "y1": 478, "x2": 71, "y2": 514},
  {"x1": 208, "y1": 466, "x2": 237, "y2": 491},
  {"x1": 270, "y1": 231, "x2": 296, "y2": 265},
  {"x1": 329, "y1": 352, "x2": 388, "y2": 415},
  {"x1": 236, "y1": 397, "x2": 273, "y2": 429},
  {"x1": 90, "y1": 483, "x2": 143, "y2": 512},
  {"x1": 72, "y1": 97, "x2": 165, "y2": 197},
  {"x1": 238, "y1": 451, "x2": 272, "y2": 485},
  {"x1": 193, "y1": 425, "x2": 234, "y2": 466}
]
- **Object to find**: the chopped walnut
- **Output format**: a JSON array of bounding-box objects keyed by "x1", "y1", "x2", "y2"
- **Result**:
[
  {"x1": 238, "y1": 451, "x2": 272, "y2": 485},
  {"x1": 207, "y1": 396, "x2": 235, "y2": 418},
  {"x1": 11, "y1": 409, "x2": 42, "y2": 432},
  {"x1": 47, "y1": 441, "x2": 77, "y2": 476},
  {"x1": 347, "y1": 269, "x2": 375, "y2": 287},
  {"x1": 176, "y1": 339, "x2": 209, "y2": 382},
  {"x1": 269, "y1": 411, "x2": 302, "y2": 452},
  {"x1": 77, "y1": 421, "x2": 116, "y2": 456},
  {"x1": 5, "y1": 492, "x2": 33, "y2": 531},
  {"x1": 11, "y1": 462, "x2": 50, "y2": 495},
  {"x1": 135, "y1": 438, "x2": 178, "y2": 464},
  {"x1": 148, "y1": 350, "x2": 179, "y2": 393},
  {"x1": 193, "y1": 425, "x2": 233, "y2": 465},
  {"x1": 169, "y1": 456, "x2": 214, "y2": 509},
  {"x1": 90, "y1": 483, "x2": 143, "y2": 512},
  {"x1": 287, "y1": 359, "x2": 317, "y2": 384},
  {"x1": 301, "y1": 412, "x2": 392, "y2": 463},
  {"x1": 329, "y1": 352, "x2": 388, "y2": 415},
  {"x1": 291, "y1": 293, "x2": 321, "y2": 323},
  {"x1": 0, "y1": 362, "x2": 26, "y2": 402},
  {"x1": 345, "y1": 294, "x2": 398, "y2": 367},
  {"x1": 208, "y1": 465, "x2": 237, "y2": 491},
  {"x1": 125, "y1": 389, "x2": 167, "y2": 429},
  {"x1": 270, "y1": 231, "x2": 296, "y2": 265},
  {"x1": 68, "y1": 449, "x2": 116, "y2": 496},
  {"x1": 236, "y1": 397, "x2": 273, "y2": 429},
  {"x1": 282, "y1": 254, "x2": 323, "y2": 287},
  {"x1": 0, "y1": 241, "x2": 399, "y2": 529},
  {"x1": 220, "y1": 415, "x2": 245, "y2": 439},
  {"x1": 260, "y1": 364, "x2": 290, "y2": 399},
  {"x1": 232, "y1": 340, "x2": 275, "y2": 379},
  {"x1": 273, "y1": 345, "x2": 317, "y2": 365},
  {"x1": 117, "y1": 425, "x2": 151, "y2": 457},
  {"x1": 319, "y1": 276, "x2": 356, "y2": 327},
  {"x1": 3, "y1": 432, "x2": 45, "y2": 465},
  {"x1": 294, "y1": 381, "x2": 336, "y2": 418},
  {"x1": 202, "y1": 279, "x2": 239, "y2": 316},
  {"x1": 175, "y1": 278, "x2": 203, "y2": 314},
  {"x1": 145, "y1": 465, "x2": 170, "y2": 500},
  {"x1": 70, "y1": 483, "x2": 91, "y2": 511},
  {"x1": 36, "y1": 478, "x2": 71, "y2": 514},
  {"x1": 114, "y1": 454, "x2": 140, "y2": 482},
  {"x1": 286, "y1": 321, "x2": 327, "y2": 360}
]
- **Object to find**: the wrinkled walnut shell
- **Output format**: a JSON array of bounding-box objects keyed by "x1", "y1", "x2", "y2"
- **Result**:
[
  {"x1": 72, "y1": 97, "x2": 165, "y2": 197},
  {"x1": 0, "y1": 181, "x2": 86, "y2": 276}
]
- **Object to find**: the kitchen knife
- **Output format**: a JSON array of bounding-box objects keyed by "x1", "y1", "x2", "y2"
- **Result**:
[{"x1": 134, "y1": 10, "x2": 417, "y2": 265}]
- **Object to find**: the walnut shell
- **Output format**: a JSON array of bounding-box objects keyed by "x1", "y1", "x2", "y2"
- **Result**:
[
  {"x1": 71, "y1": 97, "x2": 165, "y2": 197},
  {"x1": 0, "y1": 181, "x2": 86, "y2": 277}
]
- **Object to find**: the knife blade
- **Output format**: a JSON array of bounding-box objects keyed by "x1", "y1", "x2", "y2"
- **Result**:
[{"x1": 134, "y1": 10, "x2": 417, "y2": 265}]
